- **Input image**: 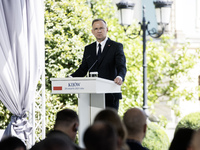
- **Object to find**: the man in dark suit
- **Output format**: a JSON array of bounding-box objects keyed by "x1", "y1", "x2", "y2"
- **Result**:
[
  {"x1": 71, "y1": 18, "x2": 126, "y2": 110},
  {"x1": 30, "y1": 108, "x2": 82, "y2": 150}
]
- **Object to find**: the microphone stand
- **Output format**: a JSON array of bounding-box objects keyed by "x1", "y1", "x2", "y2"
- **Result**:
[{"x1": 87, "y1": 59, "x2": 98, "y2": 77}]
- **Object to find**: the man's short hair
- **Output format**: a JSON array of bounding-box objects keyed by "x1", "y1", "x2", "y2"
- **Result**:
[
  {"x1": 169, "y1": 128, "x2": 194, "y2": 150},
  {"x1": 92, "y1": 19, "x2": 107, "y2": 26},
  {"x1": 55, "y1": 108, "x2": 79, "y2": 127},
  {"x1": 94, "y1": 108, "x2": 127, "y2": 141},
  {"x1": 0, "y1": 136, "x2": 26, "y2": 150},
  {"x1": 123, "y1": 108, "x2": 147, "y2": 135},
  {"x1": 84, "y1": 121, "x2": 117, "y2": 150}
]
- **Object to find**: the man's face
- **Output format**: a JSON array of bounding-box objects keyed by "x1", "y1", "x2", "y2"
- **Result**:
[
  {"x1": 92, "y1": 20, "x2": 108, "y2": 42},
  {"x1": 191, "y1": 132, "x2": 200, "y2": 150}
]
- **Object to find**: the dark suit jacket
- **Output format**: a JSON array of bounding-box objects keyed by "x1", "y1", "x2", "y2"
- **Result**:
[
  {"x1": 71, "y1": 38, "x2": 126, "y2": 99},
  {"x1": 126, "y1": 139, "x2": 149, "y2": 150},
  {"x1": 30, "y1": 130, "x2": 83, "y2": 150}
]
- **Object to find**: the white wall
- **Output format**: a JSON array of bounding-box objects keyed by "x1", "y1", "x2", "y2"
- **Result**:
[{"x1": 173, "y1": 0, "x2": 200, "y2": 45}]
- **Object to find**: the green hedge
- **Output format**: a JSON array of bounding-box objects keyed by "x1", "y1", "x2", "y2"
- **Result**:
[
  {"x1": 143, "y1": 122, "x2": 169, "y2": 150},
  {"x1": 175, "y1": 112, "x2": 200, "y2": 132}
]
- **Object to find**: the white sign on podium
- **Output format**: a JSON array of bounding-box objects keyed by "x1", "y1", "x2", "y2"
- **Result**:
[{"x1": 50, "y1": 77, "x2": 121, "y2": 148}]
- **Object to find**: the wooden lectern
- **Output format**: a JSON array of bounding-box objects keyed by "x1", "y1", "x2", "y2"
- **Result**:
[{"x1": 50, "y1": 77, "x2": 121, "y2": 148}]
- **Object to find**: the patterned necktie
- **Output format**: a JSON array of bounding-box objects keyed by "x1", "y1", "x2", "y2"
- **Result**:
[{"x1": 97, "y1": 43, "x2": 101, "y2": 60}]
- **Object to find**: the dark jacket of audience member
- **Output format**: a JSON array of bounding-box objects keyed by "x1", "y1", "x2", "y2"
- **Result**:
[
  {"x1": 42, "y1": 136, "x2": 74, "y2": 150},
  {"x1": 30, "y1": 108, "x2": 82, "y2": 150}
]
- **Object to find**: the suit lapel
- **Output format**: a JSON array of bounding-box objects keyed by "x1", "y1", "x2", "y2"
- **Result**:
[
  {"x1": 97, "y1": 38, "x2": 112, "y2": 66},
  {"x1": 90, "y1": 42, "x2": 97, "y2": 59}
]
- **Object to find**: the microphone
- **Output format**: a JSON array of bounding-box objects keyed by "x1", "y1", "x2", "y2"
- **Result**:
[
  {"x1": 87, "y1": 59, "x2": 98, "y2": 77},
  {"x1": 67, "y1": 55, "x2": 91, "y2": 77}
]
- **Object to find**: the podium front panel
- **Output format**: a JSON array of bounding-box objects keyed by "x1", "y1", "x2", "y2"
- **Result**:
[{"x1": 51, "y1": 77, "x2": 121, "y2": 94}]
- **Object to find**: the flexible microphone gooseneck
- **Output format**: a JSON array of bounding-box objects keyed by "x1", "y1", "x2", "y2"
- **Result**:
[{"x1": 87, "y1": 59, "x2": 98, "y2": 77}]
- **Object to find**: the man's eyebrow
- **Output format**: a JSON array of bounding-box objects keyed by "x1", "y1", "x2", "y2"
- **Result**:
[{"x1": 93, "y1": 27, "x2": 104, "y2": 29}]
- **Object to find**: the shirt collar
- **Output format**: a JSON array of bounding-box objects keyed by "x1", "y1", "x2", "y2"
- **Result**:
[{"x1": 96, "y1": 37, "x2": 108, "y2": 47}]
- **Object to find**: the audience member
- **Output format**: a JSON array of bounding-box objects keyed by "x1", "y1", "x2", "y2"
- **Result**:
[
  {"x1": 42, "y1": 136, "x2": 74, "y2": 150},
  {"x1": 123, "y1": 107, "x2": 149, "y2": 150},
  {"x1": 83, "y1": 121, "x2": 118, "y2": 150},
  {"x1": 93, "y1": 108, "x2": 129, "y2": 150},
  {"x1": 30, "y1": 108, "x2": 82, "y2": 150},
  {"x1": 0, "y1": 136, "x2": 26, "y2": 150},
  {"x1": 169, "y1": 128, "x2": 194, "y2": 150},
  {"x1": 50, "y1": 108, "x2": 79, "y2": 142},
  {"x1": 190, "y1": 129, "x2": 200, "y2": 150}
]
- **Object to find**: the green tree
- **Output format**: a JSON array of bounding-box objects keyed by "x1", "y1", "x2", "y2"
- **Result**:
[
  {"x1": 0, "y1": 2, "x2": 200, "y2": 149},
  {"x1": 45, "y1": 0, "x2": 94, "y2": 105},
  {"x1": 120, "y1": 35, "x2": 200, "y2": 116},
  {"x1": 43, "y1": 2, "x2": 200, "y2": 148}
]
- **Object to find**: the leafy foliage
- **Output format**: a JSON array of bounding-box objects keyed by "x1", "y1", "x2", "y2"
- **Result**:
[
  {"x1": 0, "y1": 1, "x2": 200, "y2": 149},
  {"x1": 45, "y1": 0, "x2": 94, "y2": 105},
  {"x1": 45, "y1": 90, "x2": 78, "y2": 132},
  {"x1": 43, "y1": 0, "x2": 200, "y2": 148},
  {"x1": 119, "y1": 36, "x2": 200, "y2": 116},
  {"x1": 143, "y1": 122, "x2": 170, "y2": 150},
  {"x1": 175, "y1": 112, "x2": 200, "y2": 132},
  {"x1": 0, "y1": 102, "x2": 11, "y2": 129},
  {"x1": 45, "y1": 0, "x2": 200, "y2": 119}
]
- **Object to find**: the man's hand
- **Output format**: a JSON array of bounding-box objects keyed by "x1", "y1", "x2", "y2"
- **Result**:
[{"x1": 114, "y1": 76, "x2": 123, "y2": 85}]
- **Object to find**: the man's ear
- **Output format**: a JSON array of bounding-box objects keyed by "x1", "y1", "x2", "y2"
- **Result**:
[
  {"x1": 143, "y1": 124, "x2": 147, "y2": 134},
  {"x1": 186, "y1": 146, "x2": 193, "y2": 150},
  {"x1": 117, "y1": 136, "x2": 123, "y2": 149},
  {"x1": 72, "y1": 123, "x2": 78, "y2": 132}
]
